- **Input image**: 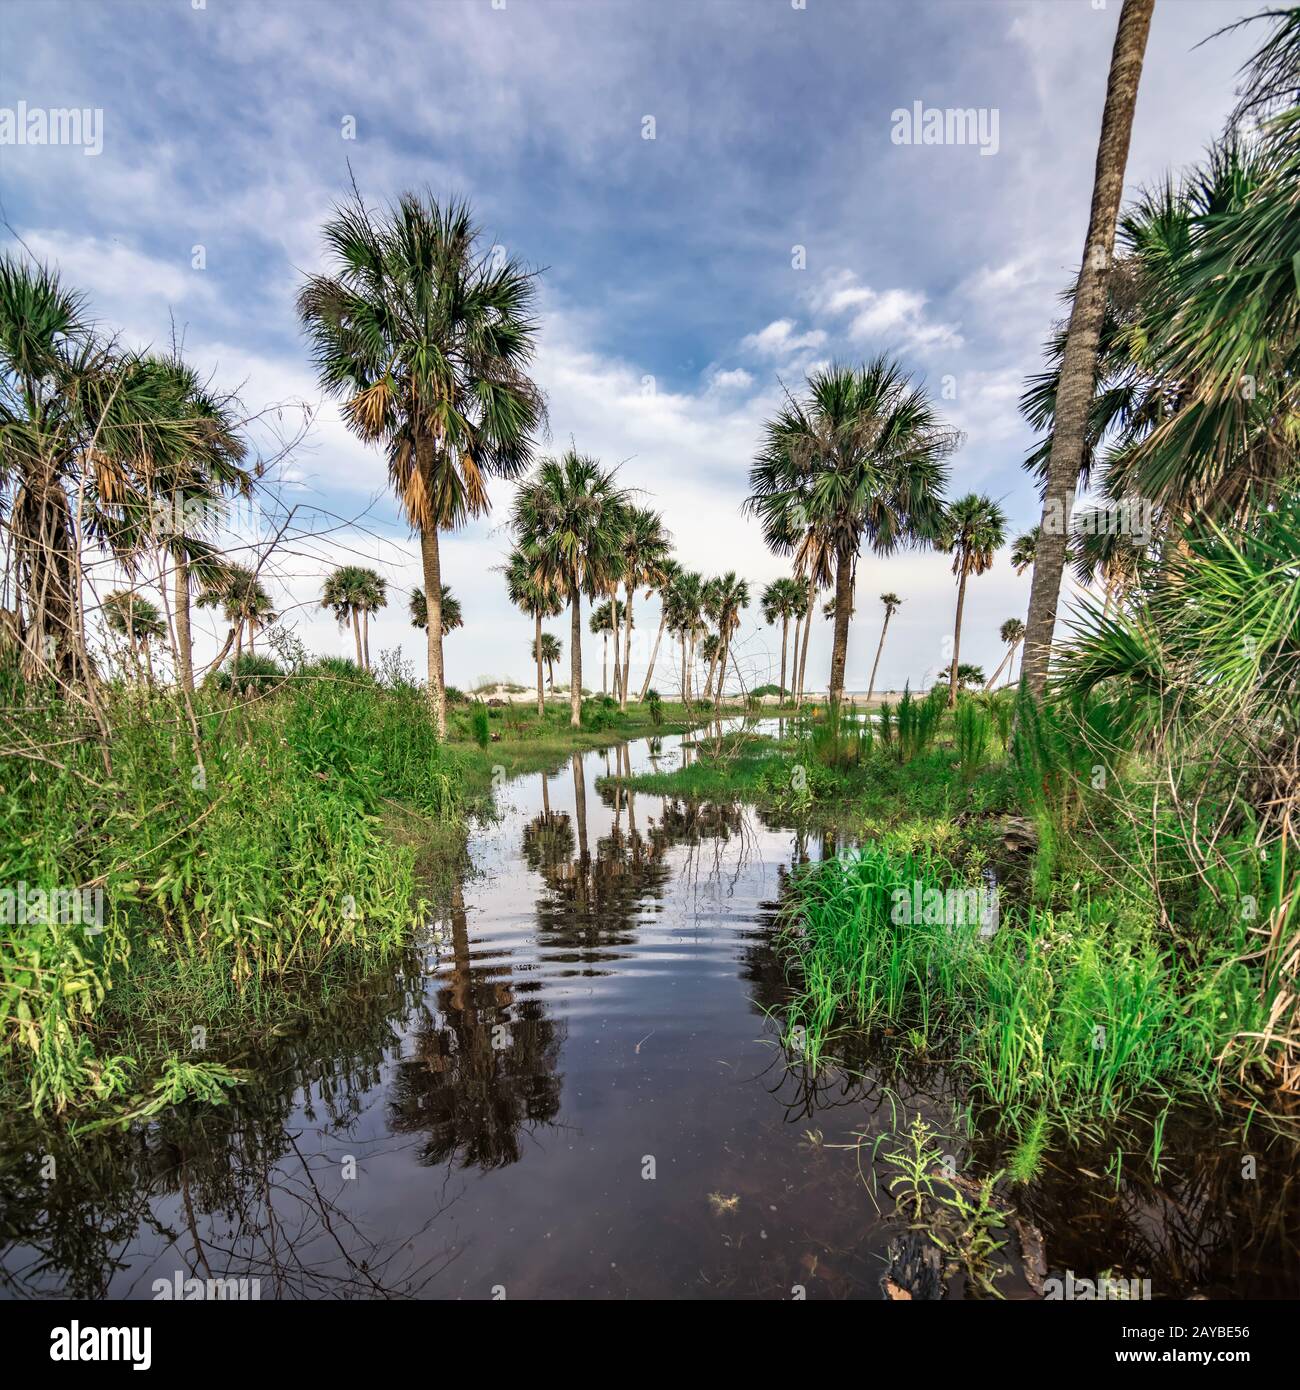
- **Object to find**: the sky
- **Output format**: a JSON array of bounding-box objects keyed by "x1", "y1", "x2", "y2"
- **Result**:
[{"x1": 0, "y1": 0, "x2": 1265, "y2": 694}]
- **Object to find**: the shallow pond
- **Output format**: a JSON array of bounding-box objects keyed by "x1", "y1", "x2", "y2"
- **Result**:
[{"x1": 1, "y1": 727, "x2": 1297, "y2": 1298}]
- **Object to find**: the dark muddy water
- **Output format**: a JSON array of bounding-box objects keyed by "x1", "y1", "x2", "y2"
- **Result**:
[{"x1": 2, "y1": 726, "x2": 1297, "y2": 1299}]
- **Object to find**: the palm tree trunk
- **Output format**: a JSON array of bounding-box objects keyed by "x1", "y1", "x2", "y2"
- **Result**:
[
  {"x1": 363, "y1": 609, "x2": 371, "y2": 671},
  {"x1": 234, "y1": 618, "x2": 244, "y2": 672},
  {"x1": 569, "y1": 591, "x2": 583, "y2": 728},
  {"x1": 173, "y1": 551, "x2": 193, "y2": 693},
  {"x1": 779, "y1": 615, "x2": 789, "y2": 701},
  {"x1": 828, "y1": 547, "x2": 854, "y2": 706},
  {"x1": 796, "y1": 577, "x2": 815, "y2": 704},
  {"x1": 534, "y1": 610, "x2": 544, "y2": 716},
  {"x1": 601, "y1": 632, "x2": 608, "y2": 696},
  {"x1": 620, "y1": 581, "x2": 635, "y2": 710},
  {"x1": 948, "y1": 566, "x2": 970, "y2": 707},
  {"x1": 207, "y1": 627, "x2": 236, "y2": 681},
  {"x1": 639, "y1": 610, "x2": 666, "y2": 701},
  {"x1": 1020, "y1": 0, "x2": 1153, "y2": 699},
  {"x1": 984, "y1": 645, "x2": 1013, "y2": 692},
  {"x1": 420, "y1": 527, "x2": 448, "y2": 738},
  {"x1": 789, "y1": 612, "x2": 801, "y2": 700},
  {"x1": 680, "y1": 633, "x2": 688, "y2": 705},
  {"x1": 867, "y1": 610, "x2": 892, "y2": 703},
  {"x1": 351, "y1": 608, "x2": 364, "y2": 668}
]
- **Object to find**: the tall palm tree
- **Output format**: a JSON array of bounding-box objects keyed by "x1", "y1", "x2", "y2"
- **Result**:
[
  {"x1": 985, "y1": 618, "x2": 1026, "y2": 690},
  {"x1": 760, "y1": 575, "x2": 804, "y2": 699},
  {"x1": 746, "y1": 358, "x2": 955, "y2": 707},
  {"x1": 638, "y1": 556, "x2": 681, "y2": 702},
  {"x1": 589, "y1": 598, "x2": 626, "y2": 697},
  {"x1": 512, "y1": 450, "x2": 629, "y2": 727},
  {"x1": 102, "y1": 590, "x2": 166, "y2": 685},
  {"x1": 410, "y1": 583, "x2": 462, "y2": 635},
  {"x1": 135, "y1": 358, "x2": 251, "y2": 694},
  {"x1": 866, "y1": 592, "x2": 901, "y2": 701},
  {"x1": 618, "y1": 506, "x2": 671, "y2": 709},
  {"x1": 504, "y1": 543, "x2": 563, "y2": 714},
  {"x1": 198, "y1": 563, "x2": 277, "y2": 673},
  {"x1": 664, "y1": 569, "x2": 705, "y2": 706},
  {"x1": 538, "y1": 632, "x2": 562, "y2": 692},
  {"x1": 704, "y1": 571, "x2": 749, "y2": 702},
  {"x1": 1020, "y1": 0, "x2": 1154, "y2": 698},
  {"x1": 942, "y1": 494, "x2": 1008, "y2": 707},
  {"x1": 298, "y1": 191, "x2": 544, "y2": 736},
  {"x1": 322, "y1": 565, "x2": 384, "y2": 668}
]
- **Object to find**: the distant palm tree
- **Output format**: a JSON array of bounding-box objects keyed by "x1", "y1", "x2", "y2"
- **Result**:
[
  {"x1": 638, "y1": 557, "x2": 682, "y2": 702},
  {"x1": 746, "y1": 357, "x2": 954, "y2": 706},
  {"x1": 1010, "y1": 527, "x2": 1039, "y2": 576},
  {"x1": 103, "y1": 590, "x2": 166, "y2": 685},
  {"x1": 512, "y1": 450, "x2": 629, "y2": 727},
  {"x1": 504, "y1": 543, "x2": 564, "y2": 714},
  {"x1": 664, "y1": 569, "x2": 705, "y2": 705},
  {"x1": 298, "y1": 191, "x2": 544, "y2": 735},
  {"x1": 866, "y1": 592, "x2": 901, "y2": 701},
  {"x1": 699, "y1": 632, "x2": 723, "y2": 700},
  {"x1": 322, "y1": 565, "x2": 386, "y2": 670},
  {"x1": 1020, "y1": 0, "x2": 1154, "y2": 698},
  {"x1": 589, "y1": 598, "x2": 626, "y2": 697},
  {"x1": 538, "y1": 632, "x2": 562, "y2": 692},
  {"x1": 942, "y1": 494, "x2": 1008, "y2": 707},
  {"x1": 704, "y1": 571, "x2": 749, "y2": 701},
  {"x1": 410, "y1": 584, "x2": 462, "y2": 636},
  {"x1": 618, "y1": 507, "x2": 672, "y2": 709},
  {"x1": 198, "y1": 563, "x2": 277, "y2": 673},
  {"x1": 760, "y1": 575, "x2": 804, "y2": 699},
  {"x1": 985, "y1": 618, "x2": 1026, "y2": 690}
]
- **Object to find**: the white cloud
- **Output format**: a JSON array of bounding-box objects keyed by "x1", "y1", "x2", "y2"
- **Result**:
[{"x1": 740, "y1": 318, "x2": 828, "y2": 358}]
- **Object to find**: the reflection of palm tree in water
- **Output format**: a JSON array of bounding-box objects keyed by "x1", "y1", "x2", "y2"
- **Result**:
[{"x1": 390, "y1": 878, "x2": 565, "y2": 1170}]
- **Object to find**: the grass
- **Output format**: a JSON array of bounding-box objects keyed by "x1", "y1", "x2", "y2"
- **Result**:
[
  {"x1": 0, "y1": 667, "x2": 470, "y2": 1121},
  {"x1": 779, "y1": 842, "x2": 1265, "y2": 1155}
]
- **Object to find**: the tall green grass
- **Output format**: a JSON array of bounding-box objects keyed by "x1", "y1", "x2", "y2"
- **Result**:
[
  {"x1": 0, "y1": 670, "x2": 467, "y2": 1117},
  {"x1": 780, "y1": 844, "x2": 1266, "y2": 1150}
]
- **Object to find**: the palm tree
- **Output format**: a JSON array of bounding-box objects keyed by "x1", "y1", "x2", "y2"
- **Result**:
[
  {"x1": 664, "y1": 569, "x2": 705, "y2": 705},
  {"x1": 589, "y1": 598, "x2": 626, "y2": 697},
  {"x1": 198, "y1": 563, "x2": 277, "y2": 673},
  {"x1": 1010, "y1": 527, "x2": 1039, "y2": 576},
  {"x1": 942, "y1": 494, "x2": 1008, "y2": 707},
  {"x1": 322, "y1": 565, "x2": 385, "y2": 668},
  {"x1": 410, "y1": 583, "x2": 462, "y2": 635},
  {"x1": 298, "y1": 192, "x2": 544, "y2": 736},
  {"x1": 538, "y1": 632, "x2": 562, "y2": 692},
  {"x1": 984, "y1": 618, "x2": 1026, "y2": 690},
  {"x1": 504, "y1": 543, "x2": 563, "y2": 715},
  {"x1": 638, "y1": 556, "x2": 681, "y2": 702},
  {"x1": 746, "y1": 358, "x2": 955, "y2": 708},
  {"x1": 102, "y1": 590, "x2": 166, "y2": 685},
  {"x1": 512, "y1": 450, "x2": 629, "y2": 727},
  {"x1": 1020, "y1": 0, "x2": 1154, "y2": 698},
  {"x1": 760, "y1": 575, "x2": 804, "y2": 699},
  {"x1": 704, "y1": 571, "x2": 749, "y2": 701},
  {"x1": 617, "y1": 506, "x2": 671, "y2": 709},
  {"x1": 866, "y1": 592, "x2": 901, "y2": 701}
]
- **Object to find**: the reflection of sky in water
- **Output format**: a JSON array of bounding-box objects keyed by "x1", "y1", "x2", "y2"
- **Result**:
[{"x1": 3, "y1": 725, "x2": 1297, "y2": 1300}]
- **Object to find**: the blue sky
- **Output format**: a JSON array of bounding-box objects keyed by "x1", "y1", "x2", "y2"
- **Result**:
[{"x1": 0, "y1": 0, "x2": 1263, "y2": 692}]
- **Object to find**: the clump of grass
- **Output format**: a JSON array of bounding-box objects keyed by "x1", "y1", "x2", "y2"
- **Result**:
[
  {"x1": 779, "y1": 844, "x2": 1266, "y2": 1154},
  {"x1": 0, "y1": 671, "x2": 467, "y2": 1119}
]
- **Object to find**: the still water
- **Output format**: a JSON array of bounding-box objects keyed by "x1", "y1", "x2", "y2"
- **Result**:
[{"x1": 2, "y1": 727, "x2": 1297, "y2": 1298}]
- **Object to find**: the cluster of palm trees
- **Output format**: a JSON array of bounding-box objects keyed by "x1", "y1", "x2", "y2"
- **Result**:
[{"x1": 0, "y1": 253, "x2": 262, "y2": 721}]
